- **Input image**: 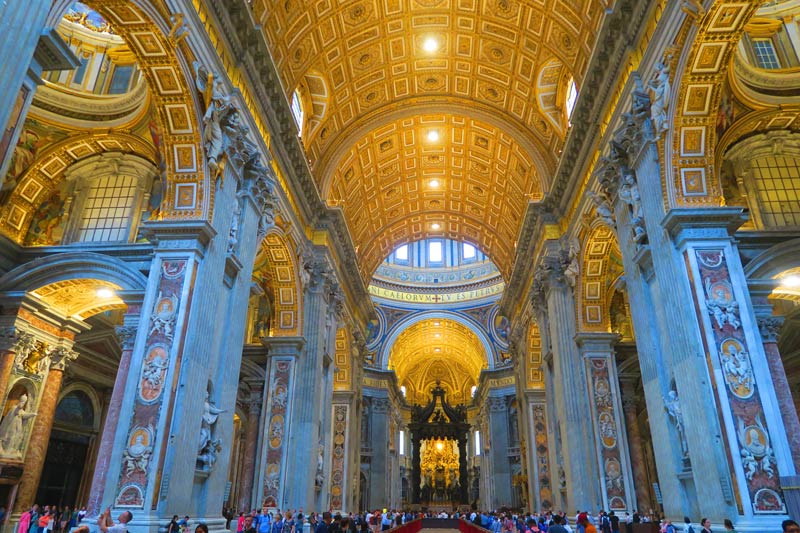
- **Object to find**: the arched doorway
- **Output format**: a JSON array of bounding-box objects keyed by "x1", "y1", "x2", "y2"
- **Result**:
[{"x1": 36, "y1": 389, "x2": 97, "y2": 507}]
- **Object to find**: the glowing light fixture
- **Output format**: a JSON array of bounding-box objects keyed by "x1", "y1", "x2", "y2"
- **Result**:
[
  {"x1": 427, "y1": 130, "x2": 440, "y2": 142},
  {"x1": 96, "y1": 288, "x2": 114, "y2": 298},
  {"x1": 434, "y1": 347, "x2": 441, "y2": 352},
  {"x1": 431, "y1": 222, "x2": 441, "y2": 230},
  {"x1": 436, "y1": 441, "x2": 444, "y2": 451},
  {"x1": 429, "y1": 179, "x2": 440, "y2": 188},
  {"x1": 782, "y1": 275, "x2": 800, "y2": 288},
  {"x1": 433, "y1": 321, "x2": 440, "y2": 326},
  {"x1": 423, "y1": 37, "x2": 438, "y2": 53}
]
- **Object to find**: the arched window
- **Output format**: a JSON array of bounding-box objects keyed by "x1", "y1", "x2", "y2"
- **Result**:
[
  {"x1": 291, "y1": 89, "x2": 304, "y2": 136},
  {"x1": 63, "y1": 152, "x2": 157, "y2": 243},
  {"x1": 565, "y1": 79, "x2": 578, "y2": 123}
]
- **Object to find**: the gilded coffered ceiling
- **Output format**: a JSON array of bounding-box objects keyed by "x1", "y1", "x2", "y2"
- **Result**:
[
  {"x1": 31, "y1": 279, "x2": 126, "y2": 319},
  {"x1": 251, "y1": 0, "x2": 605, "y2": 279},
  {"x1": 388, "y1": 318, "x2": 487, "y2": 404}
]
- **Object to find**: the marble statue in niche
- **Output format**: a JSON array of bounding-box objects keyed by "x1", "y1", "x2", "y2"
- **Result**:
[
  {"x1": 197, "y1": 389, "x2": 225, "y2": 471},
  {"x1": 588, "y1": 191, "x2": 616, "y2": 230},
  {"x1": 664, "y1": 387, "x2": 689, "y2": 460},
  {"x1": 648, "y1": 60, "x2": 671, "y2": 136},
  {"x1": 0, "y1": 393, "x2": 37, "y2": 458},
  {"x1": 315, "y1": 443, "x2": 324, "y2": 491},
  {"x1": 563, "y1": 237, "x2": 580, "y2": 288}
]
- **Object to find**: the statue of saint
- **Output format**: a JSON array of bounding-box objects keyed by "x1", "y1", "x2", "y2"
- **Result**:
[
  {"x1": 0, "y1": 394, "x2": 37, "y2": 457},
  {"x1": 197, "y1": 391, "x2": 225, "y2": 470},
  {"x1": 664, "y1": 389, "x2": 688, "y2": 458}
]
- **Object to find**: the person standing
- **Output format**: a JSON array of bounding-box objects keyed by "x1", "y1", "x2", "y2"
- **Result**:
[
  {"x1": 722, "y1": 520, "x2": 736, "y2": 532},
  {"x1": 98, "y1": 508, "x2": 133, "y2": 533},
  {"x1": 608, "y1": 512, "x2": 619, "y2": 533},
  {"x1": 316, "y1": 512, "x2": 332, "y2": 533},
  {"x1": 547, "y1": 515, "x2": 568, "y2": 533},
  {"x1": 700, "y1": 518, "x2": 712, "y2": 533},
  {"x1": 578, "y1": 514, "x2": 596, "y2": 533},
  {"x1": 243, "y1": 515, "x2": 257, "y2": 533},
  {"x1": 19, "y1": 506, "x2": 34, "y2": 533}
]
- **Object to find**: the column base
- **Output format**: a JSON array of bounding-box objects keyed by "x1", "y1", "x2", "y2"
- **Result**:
[
  {"x1": 85, "y1": 515, "x2": 228, "y2": 533},
  {"x1": 691, "y1": 516, "x2": 788, "y2": 533}
]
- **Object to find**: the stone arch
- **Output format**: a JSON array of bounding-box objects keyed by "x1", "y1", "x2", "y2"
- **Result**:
[
  {"x1": 1, "y1": 132, "x2": 157, "y2": 243},
  {"x1": 668, "y1": 2, "x2": 761, "y2": 206},
  {"x1": 44, "y1": 0, "x2": 208, "y2": 220},
  {"x1": 55, "y1": 383, "x2": 102, "y2": 433},
  {"x1": 743, "y1": 238, "x2": 800, "y2": 281},
  {"x1": 378, "y1": 311, "x2": 495, "y2": 371},
  {"x1": 0, "y1": 251, "x2": 148, "y2": 295},
  {"x1": 578, "y1": 223, "x2": 623, "y2": 332},
  {"x1": 254, "y1": 229, "x2": 302, "y2": 337}
]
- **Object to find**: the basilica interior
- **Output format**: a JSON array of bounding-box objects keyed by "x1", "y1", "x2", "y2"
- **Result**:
[{"x1": 0, "y1": 0, "x2": 798, "y2": 532}]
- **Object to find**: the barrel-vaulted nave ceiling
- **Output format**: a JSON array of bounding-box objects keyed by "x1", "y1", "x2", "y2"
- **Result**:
[{"x1": 250, "y1": 0, "x2": 606, "y2": 281}]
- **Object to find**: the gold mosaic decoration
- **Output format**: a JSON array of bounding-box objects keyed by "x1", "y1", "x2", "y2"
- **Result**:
[
  {"x1": 255, "y1": 230, "x2": 301, "y2": 336},
  {"x1": 670, "y1": 1, "x2": 760, "y2": 206},
  {"x1": 1, "y1": 132, "x2": 155, "y2": 241},
  {"x1": 526, "y1": 320, "x2": 543, "y2": 389},
  {"x1": 81, "y1": 1, "x2": 206, "y2": 219},
  {"x1": 578, "y1": 224, "x2": 620, "y2": 332},
  {"x1": 334, "y1": 328, "x2": 352, "y2": 391}
]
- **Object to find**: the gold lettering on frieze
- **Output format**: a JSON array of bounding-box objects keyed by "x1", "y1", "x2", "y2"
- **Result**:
[{"x1": 367, "y1": 282, "x2": 505, "y2": 303}]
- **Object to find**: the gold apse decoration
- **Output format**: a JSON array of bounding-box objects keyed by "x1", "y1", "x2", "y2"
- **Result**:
[{"x1": 420, "y1": 438, "x2": 459, "y2": 485}]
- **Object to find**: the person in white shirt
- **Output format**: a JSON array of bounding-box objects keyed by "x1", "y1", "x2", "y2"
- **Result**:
[{"x1": 99, "y1": 507, "x2": 133, "y2": 533}]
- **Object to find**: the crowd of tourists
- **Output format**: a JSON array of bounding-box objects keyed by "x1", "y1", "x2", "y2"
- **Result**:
[
  {"x1": 16, "y1": 505, "x2": 88, "y2": 533},
  {"x1": 8, "y1": 504, "x2": 799, "y2": 533},
  {"x1": 226, "y1": 507, "x2": 800, "y2": 533}
]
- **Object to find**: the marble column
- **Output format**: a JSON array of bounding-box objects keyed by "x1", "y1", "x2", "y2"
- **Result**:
[
  {"x1": 13, "y1": 347, "x2": 77, "y2": 513},
  {"x1": 487, "y1": 396, "x2": 512, "y2": 508},
  {"x1": 330, "y1": 392, "x2": 355, "y2": 513},
  {"x1": 86, "y1": 318, "x2": 140, "y2": 517},
  {"x1": 238, "y1": 390, "x2": 262, "y2": 513},
  {"x1": 281, "y1": 253, "x2": 341, "y2": 510},
  {"x1": 619, "y1": 380, "x2": 652, "y2": 513},
  {"x1": 535, "y1": 249, "x2": 601, "y2": 512},
  {"x1": 664, "y1": 210, "x2": 796, "y2": 528},
  {"x1": 755, "y1": 315, "x2": 800, "y2": 470},
  {"x1": 257, "y1": 337, "x2": 304, "y2": 510},
  {"x1": 367, "y1": 397, "x2": 390, "y2": 510},
  {"x1": 576, "y1": 333, "x2": 635, "y2": 513},
  {"x1": 594, "y1": 81, "x2": 735, "y2": 520},
  {"x1": 0, "y1": 0, "x2": 49, "y2": 174}
]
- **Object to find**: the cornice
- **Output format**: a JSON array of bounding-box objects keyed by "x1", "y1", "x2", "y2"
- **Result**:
[
  {"x1": 208, "y1": 0, "x2": 376, "y2": 325},
  {"x1": 504, "y1": 0, "x2": 655, "y2": 320}
]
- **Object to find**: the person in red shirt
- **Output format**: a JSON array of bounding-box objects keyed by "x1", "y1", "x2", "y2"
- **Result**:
[{"x1": 579, "y1": 513, "x2": 598, "y2": 533}]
